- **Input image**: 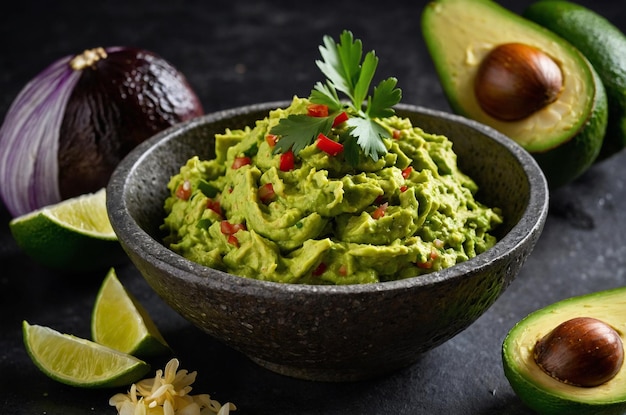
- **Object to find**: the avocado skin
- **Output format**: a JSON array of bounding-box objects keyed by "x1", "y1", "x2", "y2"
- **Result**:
[
  {"x1": 524, "y1": 0, "x2": 626, "y2": 161},
  {"x1": 421, "y1": 0, "x2": 608, "y2": 189},
  {"x1": 502, "y1": 286, "x2": 626, "y2": 415}
]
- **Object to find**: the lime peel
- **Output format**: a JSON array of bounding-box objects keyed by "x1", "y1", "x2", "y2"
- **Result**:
[
  {"x1": 9, "y1": 188, "x2": 126, "y2": 271},
  {"x1": 22, "y1": 321, "x2": 150, "y2": 388}
]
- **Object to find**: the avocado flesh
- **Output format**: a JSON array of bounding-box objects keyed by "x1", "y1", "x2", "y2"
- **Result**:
[
  {"x1": 421, "y1": 0, "x2": 597, "y2": 153},
  {"x1": 504, "y1": 287, "x2": 626, "y2": 409}
]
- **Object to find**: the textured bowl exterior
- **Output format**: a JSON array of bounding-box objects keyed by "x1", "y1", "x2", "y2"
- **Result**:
[{"x1": 107, "y1": 102, "x2": 549, "y2": 381}]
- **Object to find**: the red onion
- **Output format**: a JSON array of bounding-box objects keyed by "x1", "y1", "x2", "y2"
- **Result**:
[{"x1": 0, "y1": 47, "x2": 203, "y2": 217}]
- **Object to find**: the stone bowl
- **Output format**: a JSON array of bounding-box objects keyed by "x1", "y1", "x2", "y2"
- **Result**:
[{"x1": 106, "y1": 101, "x2": 549, "y2": 382}]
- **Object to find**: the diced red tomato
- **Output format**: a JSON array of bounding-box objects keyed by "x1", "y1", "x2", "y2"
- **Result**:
[
  {"x1": 371, "y1": 202, "x2": 388, "y2": 219},
  {"x1": 265, "y1": 134, "x2": 278, "y2": 147},
  {"x1": 258, "y1": 183, "x2": 276, "y2": 203},
  {"x1": 206, "y1": 199, "x2": 222, "y2": 216},
  {"x1": 316, "y1": 133, "x2": 344, "y2": 156},
  {"x1": 231, "y1": 223, "x2": 246, "y2": 233},
  {"x1": 220, "y1": 220, "x2": 246, "y2": 235},
  {"x1": 175, "y1": 180, "x2": 192, "y2": 200},
  {"x1": 400, "y1": 185, "x2": 408, "y2": 193},
  {"x1": 416, "y1": 260, "x2": 433, "y2": 269},
  {"x1": 232, "y1": 156, "x2": 251, "y2": 169},
  {"x1": 332, "y1": 111, "x2": 349, "y2": 127},
  {"x1": 416, "y1": 250, "x2": 439, "y2": 269},
  {"x1": 280, "y1": 150, "x2": 295, "y2": 171},
  {"x1": 401, "y1": 166, "x2": 413, "y2": 179},
  {"x1": 338, "y1": 264, "x2": 348, "y2": 276},
  {"x1": 312, "y1": 262, "x2": 327, "y2": 276},
  {"x1": 227, "y1": 234, "x2": 239, "y2": 247},
  {"x1": 392, "y1": 129, "x2": 401, "y2": 139},
  {"x1": 307, "y1": 104, "x2": 329, "y2": 118}
]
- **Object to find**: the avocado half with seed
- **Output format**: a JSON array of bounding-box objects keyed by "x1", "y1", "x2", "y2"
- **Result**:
[
  {"x1": 421, "y1": 0, "x2": 608, "y2": 189},
  {"x1": 523, "y1": 0, "x2": 626, "y2": 160},
  {"x1": 502, "y1": 287, "x2": 626, "y2": 415}
]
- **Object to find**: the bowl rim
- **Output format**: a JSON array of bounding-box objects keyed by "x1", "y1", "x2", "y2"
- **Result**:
[{"x1": 107, "y1": 101, "x2": 549, "y2": 296}]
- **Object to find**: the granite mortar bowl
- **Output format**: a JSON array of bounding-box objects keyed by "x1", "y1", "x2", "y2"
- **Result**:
[{"x1": 107, "y1": 101, "x2": 549, "y2": 382}]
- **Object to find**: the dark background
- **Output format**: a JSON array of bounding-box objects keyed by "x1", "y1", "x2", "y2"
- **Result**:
[{"x1": 2, "y1": 1, "x2": 626, "y2": 414}]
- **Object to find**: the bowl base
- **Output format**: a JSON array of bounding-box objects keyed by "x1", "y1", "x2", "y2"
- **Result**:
[{"x1": 247, "y1": 355, "x2": 412, "y2": 382}]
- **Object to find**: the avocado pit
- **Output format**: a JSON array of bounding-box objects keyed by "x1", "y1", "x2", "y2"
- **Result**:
[
  {"x1": 534, "y1": 317, "x2": 624, "y2": 387},
  {"x1": 474, "y1": 43, "x2": 564, "y2": 121}
]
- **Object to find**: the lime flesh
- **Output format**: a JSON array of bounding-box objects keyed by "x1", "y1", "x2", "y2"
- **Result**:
[
  {"x1": 91, "y1": 268, "x2": 170, "y2": 358},
  {"x1": 22, "y1": 321, "x2": 150, "y2": 388},
  {"x1": 9, "y1": 188, "x2": 126, "y2": 271}
]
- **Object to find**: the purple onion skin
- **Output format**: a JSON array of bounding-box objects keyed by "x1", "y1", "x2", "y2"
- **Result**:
[{"x1": 57, "y1": 47, "x2": 204, "y2": 199}]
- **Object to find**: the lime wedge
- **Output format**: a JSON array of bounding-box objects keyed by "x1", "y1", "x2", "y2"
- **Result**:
[
  {"x1": 92, "y1": 268, "x2": 170, "y2": 358},
  {"x1": 9, "y1": 188, "x2": 126, "y2": 271},
  {"x1": 22, "y1": 321, "x2": 150, "y2": 388}
]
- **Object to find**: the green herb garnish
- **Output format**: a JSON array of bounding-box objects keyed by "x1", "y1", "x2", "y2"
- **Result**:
[{"x1": 271, "y1": 30, "x2": 402, "y2": 164}]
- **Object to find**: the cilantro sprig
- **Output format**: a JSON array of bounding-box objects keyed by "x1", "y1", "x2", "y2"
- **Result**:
[{"x1": 271, "y1": 30, "x2": 402, "y2": 164}]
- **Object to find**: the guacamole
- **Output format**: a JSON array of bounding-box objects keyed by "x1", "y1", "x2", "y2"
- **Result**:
[{"x1": 161, "y1": 97, "x2": 503, "y2": 285}]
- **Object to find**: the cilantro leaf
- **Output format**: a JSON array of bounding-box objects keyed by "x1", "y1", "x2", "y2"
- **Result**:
[
  {"x1": 367, "y1": 77, "x2": 402, "y2": 119},
  {"x1": 345, "y1": 117, "x2": 388, "y2": 161},
  {"x1": 342, "y1": 134, "x2": 361, "y2": 166},
  {"x1": 316, "y1": 31, "x2": 362, "y2": 100},
  {"x1": 270, "y1": 30, "x2": 402, "y2": 164},
  {"x1": 310, "y1": 81, "x2": 342, "y2": 112},
  {"x1": 271, "y1": 114, "x2": 334, "y2": 154},
  {"x1": 353, "y1": 51, "x2": 378, "y2": 111}
]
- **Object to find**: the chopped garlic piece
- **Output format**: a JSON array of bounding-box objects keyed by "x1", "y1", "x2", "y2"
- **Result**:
[{"x1": 110, "y1": 358, "x2": 236, "y2": 415}]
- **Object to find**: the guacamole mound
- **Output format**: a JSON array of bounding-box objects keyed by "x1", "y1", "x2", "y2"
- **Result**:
[{"x1": 161, "y1": 97, "x2": 503, "y2": 285}]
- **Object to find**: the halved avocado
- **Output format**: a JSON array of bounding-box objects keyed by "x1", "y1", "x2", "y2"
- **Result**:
[
  {"x1": 523, "y1": 0, "x2": 626, "y2": 161},
  {"x1": 421, "y1": 0, "x2": 608, "y2": 189},
  {"x1": 503, "y1": 287, "x2": 626, "y2": 415}
]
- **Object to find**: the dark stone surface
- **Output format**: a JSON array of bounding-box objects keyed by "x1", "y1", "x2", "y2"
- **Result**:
[{"x1": 1, "y1": 0, "x2": 625, "y2": 414}]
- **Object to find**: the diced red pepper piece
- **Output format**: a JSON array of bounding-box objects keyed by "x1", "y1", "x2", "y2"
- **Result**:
[
  {"x1": 258, "y1": 183, "x2": 276, "y2": 203},
  {"x1": 416, "y1": 260, "x2": 433, "y2": 269},
  {"x1": 332, "y1": 111, "x2": 349, "y2": 127},
  {"x1": 416, "y1": 250, "x2": 439, "y2": 269},
  {"x1": 307, "y1": 104, "x2": 329, "y2": 118},
  {"x1": 231, "y1": 223, "x2": 246, "y2": 233},
  {"x1": 279, "y1": 150, "x2": 295, "y2": 171},
  {"x1": 338, "y1": 264, "x2": 348, "y2": 276},
  {"x1": 316, "y1": 133, "x2": 344, "y2": 156},
  {"x1": 206, "y1": 199, "x2": 222, "y2": 216},
  {"x1": 400, "y1": 185, "x2": 408, "y2": 193},
  {"x1": 175, "y1": 180, "x2": 192, "y2": 200},
  {"x1": 220, "y1": 221, "x2": 246, "y2": 243},
  {"x1": 312, "y1": 262, "x2": 327, "y2": 276},
  {"x1": 392, "y1": 129, "x2": 401, "y2": 139},
  {"x1": 220, "y1": 220, "x2": 234, "y2": 235},
  {"x1": 232, "y1": 156, "x2": 251, "y2": 169},
  {"x1": 371, "y1": 202, "x2": 388, "y2": 219},
  {"x1": 265, "y1": 134, "x2": 278, "y2": 147},
  {"x1": 402, "y1": 166, "x2": 413, "y2": 179},
  {"x1": 227, "y1": 234, "x2": 239, "y2": 247}
]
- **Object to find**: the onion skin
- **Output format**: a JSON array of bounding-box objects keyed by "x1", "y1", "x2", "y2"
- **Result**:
[{"x1": 0, "y1": 46, "x2": 204, "y2": 217}]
